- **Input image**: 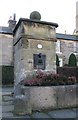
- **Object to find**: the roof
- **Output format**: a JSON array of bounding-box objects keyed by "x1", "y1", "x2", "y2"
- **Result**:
[
  {"x1": 56, "y1": 33, "x2": 78, "y2": 41},
  {"x1": 13, "y1": 18, "x2": 58, "y2": 34},
  {"x1": 0, "y1": 26, "x2": 13, "y2": 35},
  {"x1": 0, "y1": 25, "x2": 78, "y2": 41}
]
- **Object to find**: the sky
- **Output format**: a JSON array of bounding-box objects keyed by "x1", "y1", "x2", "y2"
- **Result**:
[{"x1": 0, "y1": 0, "x2": 78, "y2": 34}]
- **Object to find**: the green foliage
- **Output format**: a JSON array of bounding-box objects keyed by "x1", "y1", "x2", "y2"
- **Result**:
[
  {"x1": 68, "y1": 54, "x2": 77, "y2": 67},
  {"x1": 56, "y1": 54, "x2": 60, "y2": 66},
  {"x1": 1, "y1": 66, "x2": 14, "y2": 85}
]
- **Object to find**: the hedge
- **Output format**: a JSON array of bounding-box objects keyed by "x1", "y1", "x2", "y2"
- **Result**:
[
  {"x1": 1, "y1": 65, "x2": 78, "y2": 85},
  {"x1": 57, "y1": 67, "x2": 78, "y2": 81},
  {"x1": 56, "y1": 54, "x2": 60, "y2": 66},
  {"x1": 0, "y1": 66, "x2": 14, "y2": 85}
]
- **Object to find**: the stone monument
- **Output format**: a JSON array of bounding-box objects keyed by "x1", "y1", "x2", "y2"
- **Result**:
[
  {"x1": 13, "y1": 11, "x2": 58, "y2": 115},
  {"x1": 13, "y1": 11, "x2": 58, "y2": 86}
]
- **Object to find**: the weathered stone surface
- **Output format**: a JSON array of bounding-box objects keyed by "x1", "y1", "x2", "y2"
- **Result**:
[
  {"x1": 23, "y1": 23, "x2": 56, "y2": 40},
  {"x1": 13, "y1": 21, "x2": 56, "y2": 44},
  {"x1": 23, "y1": 86, "x2": 57, "y2": 111},
  {"x1": 23, "y1": 85, "x2": 78, "y2": 111},
  {"x1": 14, "y1": 20, "x2": 57, "y2": 86},
  {"x1": 0, "y1": 34, "x2": 13, "y2": 65},
  {"x1": 14, "y1": 43, "x2": 56, "y2": 85},
  {"x1": 14, "y1": 95, "x2": 31, "y2": 115},
  {"x1": 13, "y1": 19, "x2": 72, "y2": 115},
  {"x1": 57, "y1": 85, "x2": 77, "y2": 108}
]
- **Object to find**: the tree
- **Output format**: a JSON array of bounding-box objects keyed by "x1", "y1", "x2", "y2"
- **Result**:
[
  {"x1": 68, "y1": 53, "x2": 77, "y2": 67},
  {"x1": 56, "y1": 54, "x2": 60, "y2": 66}
]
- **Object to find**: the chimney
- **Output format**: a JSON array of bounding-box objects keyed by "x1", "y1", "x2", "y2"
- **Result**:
[{"x1": 8, "y1": 13, "x2": 16, "y2": 29}]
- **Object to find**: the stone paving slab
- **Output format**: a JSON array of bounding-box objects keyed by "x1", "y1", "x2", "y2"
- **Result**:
[
  {"x1": 2, "y1": 87, "x2": 13, "y2": 93},
  {"x1": 31, "y1": 112, "x2": 51, "y2": 118},
  {"x1": 2, "y1": 118, "x2": 31, "y2": 120},
  {"x1": 2, "y1": 112, "x2": 14, "y2": 118},
  {"x1": 47, "y1": 109, "x2": 77, "y2": 118},
  {"x1": 2, "y1": 109, "x2": 78, "y2": 120},
  {"x1": 71, "y1": 108, "x2": 78, "y2": 118},
  {"x1": 2, "y1": 101, "x2": 13, "y2": 106},
  {"x1": 2, "y1": 115, "x2": 31, "y2": 119}
]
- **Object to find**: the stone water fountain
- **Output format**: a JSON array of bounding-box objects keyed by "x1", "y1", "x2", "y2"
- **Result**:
[{"x1": 13, "y1": 11, "x2": 58, "y2": 115}]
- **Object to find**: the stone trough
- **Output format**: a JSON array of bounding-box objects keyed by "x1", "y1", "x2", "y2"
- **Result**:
[{"x1": 14, "y1": 85, "x2": 78, "y2": 115}]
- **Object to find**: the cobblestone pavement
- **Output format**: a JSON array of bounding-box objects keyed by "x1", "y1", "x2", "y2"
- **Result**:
[{"x1": 1, "y1": 87, "x2": 78, "y2": 120}]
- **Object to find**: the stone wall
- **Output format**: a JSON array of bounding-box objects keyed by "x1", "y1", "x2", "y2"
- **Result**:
[
  {"x1": 56, "y1": 38, "x2": 78, "y2": 65},
  {"x1": 0, "y1": 34, "x2": 13, "y2": 66},
  {"x1": 0, "y1": 34, "x2": 14, "y2": 85}
]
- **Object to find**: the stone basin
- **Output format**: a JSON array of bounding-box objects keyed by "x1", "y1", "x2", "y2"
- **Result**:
[
  {"x1": 14, "y1": 85, "x2": 78, "y2": 115},
  {"x1": 22, "y1": 85, "x2": 78, "y2": 111}
]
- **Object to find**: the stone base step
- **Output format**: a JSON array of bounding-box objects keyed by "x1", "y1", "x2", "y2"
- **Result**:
[
  {"x1": 2, "y1": 92, "x2": 14, "y2": 115},
  {"x1": 2, "y1": 96, "x2": 13, "y2": 102},
  {"x1": 2, "y1": 112, "x2": 14, "y2": 118},
  {"x1": 2, "y1": 101, "x2": 14, "y2": 106},
  {"x1": 2, "y1": 105, "x2": 14, "y2": 113},
  {"x1": 2, "y1": 92, "x2": 14, "y2": 102}
]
